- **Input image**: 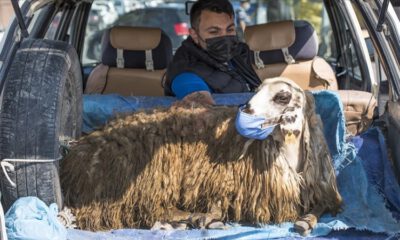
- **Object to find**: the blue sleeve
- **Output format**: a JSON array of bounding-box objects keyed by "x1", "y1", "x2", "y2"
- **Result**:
[{"x1": 171, "y1": 72, "x2": 211, "y2": 99}]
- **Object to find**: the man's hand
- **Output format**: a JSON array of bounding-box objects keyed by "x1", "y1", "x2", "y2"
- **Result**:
[{"x1": 173, "y1": 91, "x2": 215, "y2": 108}]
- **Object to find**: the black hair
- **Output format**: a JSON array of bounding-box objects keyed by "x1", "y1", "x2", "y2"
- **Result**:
[{"x1": 190, "y1": 0, "x2": 235, "y2": 29}]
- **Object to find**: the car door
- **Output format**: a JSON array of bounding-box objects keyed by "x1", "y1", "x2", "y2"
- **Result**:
[
  {"x1": 324, "y1": 0, "x2": 377, "y2": 93},
  {"x1": 352, "y1": 0, "x2": 400, "y2": 177}
]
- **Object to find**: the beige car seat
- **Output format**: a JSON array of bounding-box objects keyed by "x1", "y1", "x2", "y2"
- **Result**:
[
  {"x1": 245, "y1": 20, "x2": 376, "y2": 135},
  {"x1": 85, "y1": 26, "x2": 173, "y2": 96},
  {"x1": 245, "y1": 20, "x2": 338, "y2": 90}
]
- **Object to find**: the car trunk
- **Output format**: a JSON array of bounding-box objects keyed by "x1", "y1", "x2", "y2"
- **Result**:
[{"x1": 1, "y1": 0, "x2": 400, "y2": 239}]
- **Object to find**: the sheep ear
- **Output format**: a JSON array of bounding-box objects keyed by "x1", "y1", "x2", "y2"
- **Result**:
[
  {"x1": 303, "y1": 91, "x2": 322, "y2": 145},
  {"x1": 304, "y1": 91, "x2": 332, "y2": 160},
  {"x1": 303, "y1": 91, "x2": 316, "y2": 118},
  {"x1": 300, "y1": 91, "x2": 326, "y2": 172}
]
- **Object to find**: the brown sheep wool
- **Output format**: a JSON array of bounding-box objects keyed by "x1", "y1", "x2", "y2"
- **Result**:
[{"x1": 61, "y1": 93, "x2": 341, "y2": 231}]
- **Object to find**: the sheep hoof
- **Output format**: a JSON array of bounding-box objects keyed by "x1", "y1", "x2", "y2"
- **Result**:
[
  {"x1": 170, "y1": 222, "x2": 188, "y2": 230},
  {"x1": 188, "y1": 213, "x2": 217, "y2": 229},
  {"x1": 151, "y1": 221, "x2": 174, "y2": 231},
  {"x1": 294, "y1": 220, "x2": 310, "y2": 235},
  {"x1": 207, "y1": 221, "x2": 226, "y2": 230},
  {"x1": 294, "y1": 214, "x2": 317, "y2": 236}
]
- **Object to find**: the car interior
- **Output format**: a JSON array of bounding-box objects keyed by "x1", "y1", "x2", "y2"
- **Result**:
[
  {"x1": 0, "y1": 0, "x2": 390, "y2": 149},
  {"x1": 81, "y1": 14, "x2": 376, "y2": 136},
  {"x1": 1, "y1": 0, "x2": 400, "y2": 239}
]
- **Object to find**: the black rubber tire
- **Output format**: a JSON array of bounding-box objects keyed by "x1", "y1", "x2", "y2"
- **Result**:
[{"x1": 0, "y1": 39, "x2": 82, "y2": 210}]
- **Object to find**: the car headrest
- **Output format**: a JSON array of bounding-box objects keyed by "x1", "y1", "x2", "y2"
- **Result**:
[
  {"x1": 245, "y1": 20, "x2": 318, "y2": 67},
  {"x1": 245, "y1": 20, "x2": 295, "y2": 51},
  {"x1": 101, "y1": 26, "x2": 173, "y2": 70}
]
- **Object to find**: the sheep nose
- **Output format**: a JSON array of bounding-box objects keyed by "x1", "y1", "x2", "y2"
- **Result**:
[
  {"x1": 242, "y1": 103, "x2": 254, "y2": 114},
  {"x1": 273, "y1": 91, "x2": 292, "y2": 105}
]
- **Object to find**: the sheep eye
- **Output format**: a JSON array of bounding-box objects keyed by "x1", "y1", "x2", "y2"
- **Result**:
[{"x1": 273, "y1": 91, "x2": 292, "y2": 105}]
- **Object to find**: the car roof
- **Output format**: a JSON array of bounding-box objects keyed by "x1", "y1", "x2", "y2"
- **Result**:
[{"x1": 156, "y1": 3, "x2": 185, "y2": 8}]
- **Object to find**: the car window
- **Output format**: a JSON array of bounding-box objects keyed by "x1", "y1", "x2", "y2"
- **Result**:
[
  {"x1": 82, "y1": 0, "x2": 189, "y2": 65},
  {"x1": 81, "y1": 0, "x2": 334, "y2": 66},
  {"x1": 352, "y1": 1, "x2": 400, "y2": 106},
  {"x1": 341, "y1": 22, "x2": 363, "y2": 87},
  {"x1": 141, "y1": 9, "x2": 166, "y2": 26},
  {"x1": 115, "y1": 9, "x2": 145, "y2": 26}
]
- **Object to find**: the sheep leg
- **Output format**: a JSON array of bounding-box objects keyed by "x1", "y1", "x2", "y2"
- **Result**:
[
  {"x1": 187, "y1": 201, "x2": 224, "y2": 229},
  {"x1": 157, "y1": 202, "x2": 224, "y2": 229},
  {"x1": 294, "y1": 204, "x2": 325, "y2": 236},
  {"x1": 167, "y1": 207, "x2": 192, "y2": 222},
  {"x1": 151, "y1": 207, "x2": 191, "y2": 230}
]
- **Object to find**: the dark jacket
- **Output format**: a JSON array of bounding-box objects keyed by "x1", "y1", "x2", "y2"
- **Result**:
[{"x1": 164, "y1": 37, "x2": 261, "y2": 96}]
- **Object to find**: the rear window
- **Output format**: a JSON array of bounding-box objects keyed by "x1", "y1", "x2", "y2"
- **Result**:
[
  {"x1": 81, "y1": 0, "x2": 334, "y2": 65},
  {"x1": 119, "y1": 9, "x2": 180, "y2": 27},
  {"x1": 82, "y1": 1, "x2": 189, "y2": 65}
]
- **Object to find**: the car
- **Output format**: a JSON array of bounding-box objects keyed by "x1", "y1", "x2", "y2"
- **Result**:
[
  {"x1": 0, "y1": 0, "x2": 399, "y2": 239},
  {"x1": 87, "y1": 1, "x2": 119, "y2": 33},
  {"x1": 114, "y1": 3, "x2": 189, "y2": 49},
  {"x1": 84, "y1": 3, "x2": 189, "y2": 63}
]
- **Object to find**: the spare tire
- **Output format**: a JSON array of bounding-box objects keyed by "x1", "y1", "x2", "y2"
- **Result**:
[{"x1": 0, "y1": 39, "x2": 82, "y2": 210}]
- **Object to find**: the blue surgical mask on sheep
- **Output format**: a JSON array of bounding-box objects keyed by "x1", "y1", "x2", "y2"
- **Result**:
[{"x1": 235, "y1": 105, "x2": 278, "y2": 140}]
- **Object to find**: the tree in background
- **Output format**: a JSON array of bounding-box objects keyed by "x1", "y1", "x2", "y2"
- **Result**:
[{"x1": 264, "y1": 0, "x2": 323, "y2": 36}]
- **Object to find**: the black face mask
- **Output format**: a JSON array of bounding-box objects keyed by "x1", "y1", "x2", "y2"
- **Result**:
[{"x1": 204, "y1": 35, "x2": 240, "y2": 63}]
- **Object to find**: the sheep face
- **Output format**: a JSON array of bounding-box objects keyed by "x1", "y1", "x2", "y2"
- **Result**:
[
  {"x1": 245, "y1": 78, "x2": 305, "y2": 120},
  {"x1": 242, "y1": 78, "x2": 306, "y2": 146}
]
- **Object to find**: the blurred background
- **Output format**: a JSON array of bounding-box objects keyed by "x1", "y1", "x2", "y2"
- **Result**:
[
  {"x1": 0, "y1": 1, "x2": 13, "y2": 41},
  {"x1": 0, "y1": 0, "x2": 338, "y2": 65},
  {"x1": 77, "y1": 0, "x2": 333, "y2": 65}
]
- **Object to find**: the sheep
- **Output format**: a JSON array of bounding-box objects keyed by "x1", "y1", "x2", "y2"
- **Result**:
[{"x1": 60, "y1": 77, "x2": 342, "y2": 235}]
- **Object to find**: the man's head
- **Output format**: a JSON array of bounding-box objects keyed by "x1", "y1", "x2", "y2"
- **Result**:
[
  {"x1": 189, "y1": 0, "x2": 236, "y2": 49},
  {"x1": 240, "y1": 0, "x2": 250, "y2": 11}
]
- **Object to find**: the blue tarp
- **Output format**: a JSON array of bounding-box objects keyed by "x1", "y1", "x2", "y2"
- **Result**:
[
  {"x1": 82, "y1": 93, "x2": 255, "y2": 134},
  {"x1": 68, "y1": 92, "x2": 400, "y2": 239},
  {"x1": 5, "y1": 197, "x2": 67, "y2": 240}
]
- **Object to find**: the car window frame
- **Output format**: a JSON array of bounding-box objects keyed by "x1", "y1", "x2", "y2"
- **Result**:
[
  {"x1": 27, "y1": 3, "x2": 56, "y2": 38},
  {"x1": 67, "y1": 1, "x2": 91, "y2": 57},
  {"x1": 354, "y1": 0, "x2": 400, "y2": 101},
  {"x1": 344, "y1": 0, "x2": 378, "y2": 94},
  {"x1": 0, "y1": 0, "x2": 32, "y2": 94},
  {"x1": 383, "y1": 3, "x2": 400, "y2": 67},
  {"x1": 327, "y1": 0, "x2": 376, "y2": 94},
  {"x1": 53, "y1": 6, "x2": 74, "y2": 41}
]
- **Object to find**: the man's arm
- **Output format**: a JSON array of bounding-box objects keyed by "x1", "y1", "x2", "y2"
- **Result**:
[{"x1": 171, "y1": 72, "x2": 215, "y2": 105}]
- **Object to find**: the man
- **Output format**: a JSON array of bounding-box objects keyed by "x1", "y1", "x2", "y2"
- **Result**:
[
  {"x1": 164, "y1": 0, "x2": 261, "y2": 105},
  {"x1": 236, "y1": 0, "x2": 252, "y2": 32}
]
